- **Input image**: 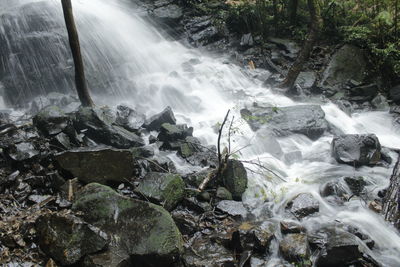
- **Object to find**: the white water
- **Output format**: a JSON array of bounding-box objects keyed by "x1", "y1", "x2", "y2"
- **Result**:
[{"x1": 1, "y1": 0, "x2": 400, "y2": 265}]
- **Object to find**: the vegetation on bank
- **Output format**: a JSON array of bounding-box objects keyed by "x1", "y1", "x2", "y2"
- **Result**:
[{"x1": 185, "y1": 0, "x2": 400, "y2": 86}]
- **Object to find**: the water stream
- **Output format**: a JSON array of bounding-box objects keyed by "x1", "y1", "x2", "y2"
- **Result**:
[{"x1": 1, "y1": 0, "x2": 400, "y2": 265}]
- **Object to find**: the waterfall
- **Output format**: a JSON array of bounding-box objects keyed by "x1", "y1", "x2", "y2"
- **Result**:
[{"x1": 1, "y1": 0, "x2": 400, "y2": 265}]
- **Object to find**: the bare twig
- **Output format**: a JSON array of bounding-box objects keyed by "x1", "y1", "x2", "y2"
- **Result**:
[
  {"x1": 218, "y1": 110, "x2": 231, "y2": 166},
  {"x1": 240, "y1": 159, "x2": 287, "y2": 182}
]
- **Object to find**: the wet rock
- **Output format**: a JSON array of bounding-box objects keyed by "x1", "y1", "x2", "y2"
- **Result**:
[
  {"x1": 29, "y1": 93, "x2": 79, "y2": 115},
  {"x1": 240, "y1": 33, "x2": 254, "y2": 47},
  {"x1": 216, "y1": 186, "x2": 233, "y2": 200},
  {"x1": 280, "y1": 220, "x2": 305, "y2": 234},
  {"x1": 321, "y1": 45, "x2": 367, "y2": 90},
  {"x1": 344, "y1": 176, "x2": 367, "y2": 196},
  {"x1": 130, "y1": 145, "x2": 155, "y2": 158},
  {"x1": 36, "y1": 212, "x2": 108, "y2": 266},
  {"x1": 183, "y1": 197, "x2": 212, "y2": 213},
  {"x1": 267, "y1": 37, "x2": 300, "y2": 55},
  {"x1": 345, "y1": 225, "x2": 375, "y2": 249},
  {"x1": 72, "y1": 183, "x2": 183, "y2": 266},
  {"x1": 371, "y1": 94, "x2": 389, "y2": 110},
  {"x1": 135, "y1": 172, "x2": 185, "y2": 211},
  {"x1": 171, "y1": 210, "x2": 199, "y2": 236},
  {"x1": 221, "y1": 159, "x2": 248, "y2": 200},
  {"x1": 115, "y1": 105, "x2": 145, "y2": 132},
  {"x1": 177, "y1": 136, "x2": 203, "y2": 158},
  {"x1": 310, "y1": 227, "x2": 373, "y2": 267},
  {"x1": 320, "y1": 180, "x2": 348, "y2": 198},
  {"x1": 33, "y1": 105, "x2": 71, "y2": 136},
  {"x1": 349, "y1": 83, "x2": 379, "y2": 99},
  {"x1": 241, "y1": 105, "x2": 328, "y2": 140},
  {"x1": 331, "y1": 134, "x2": 381, "y2": 166},
  {"x1": 182, "y1": 235, "x2": 235, "y2": 267},
  {"x1": 389, "y1": 84, "x2": 400, "y2": 103},
  {"x1": 232, "y1": 221, "x2": 276, "y2": 253},
  {"x1": 143, "y1": 106, "x2": 176, "y2": 131},
  {"x1": 279, "y1": 233, "x2": 310, "y2": 263},
  {"x1": 295, "y1": 71, "x2": 317, "y2": 89},
  {"x1": 287, "y1": 193, "x2": 319, "y2": 219},
  {"x1": 185, "y1": 168, "x2": 216, "y2": 189},
  {"x1": 74, "y1": 106, "x2": 144, "y2": 149},
  {"x1": 158, "y1": 123, "x2": 193, "y2": 144},
  {"x1": 55, "y1": 147, "x2": 134, "y2": 184},
  {"x1": 217, "y1": 200, "x2": 248, "y2": 219},
  {"x1": 188, "y1": 25, "x2": 221, "y2": 47},
  {"x1": 51, "y1": 132, "x2": 72, "y2": 150},
  {"x1": 152, "y1": 4, "x2": 183, "y2": 26},
  {"x1": 5, "y1": 142, "x2": 40, "y2": 162},
  {"x1": 185, "y1": 146, "x2": 218, "y2": 167}
]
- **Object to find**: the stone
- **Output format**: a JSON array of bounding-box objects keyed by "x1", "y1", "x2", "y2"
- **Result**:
[
  {"x1": 241, "y1": 105, "x2": 328, "y2": 140},
  {"x1": 158, "y1": 123, "x2": 193, "y2": 143},
  {"x1": 344, "y1": 176, "x2": 367, "y2": 196},
  {"x1": 55, "y1": 147, "x2": 134, "y2": 184},
  {"x1": 371, "y1": 94, "x2": 389, "y2": 110},
  {"x1": 331, "y1": 134, "x2": 381, "y2": 166},
  {"x1": 36, "y1": 212, "x2": 108, "y2": 266},
  {"x1": 321, "y1": 45, "x2": 367, "y2": 89},
  {"x1": 279, "y1": 233, "x2": 310, "y2": 263},
  {"x1": 348, "y1": 83, "x2": 379, "y2": 99},
  {"x1": 152, "y1": 4, "x2": 183, "y2": 25},
  {"x1": 216, "y1": 187, "x2": 233, "y2": 200},
  {"x1": 389, "y1": 84, "x2": 400, "y2": 103},
  {"x1": 33, "y1": 105, "x2": 71, "y2": 136},
  {"x1": 221, "y1": 159, "x2": 248, "y2": 200},
  {"x1": 135, "y1": 172, "x2": 185, "y2": 211},
  {"x1": 320, "y1": 180, "x2": 349, "y2": 198},
  {"x1": 287, "y1": 193, "x2": 319, "y2": 219},
  {"x1": 74, "y1": 106, "x2": 144, "y2": 149},
  {"x1": 267, "y1": 37, "x2": 300, "y2": 55},
  {"x1": 280, "y1": 220, "x2": 305, "y2": 234},
  {"x1": 5, "y1": 142, "x2": 40, "y2": 162},
  {"x1": 143, "y1": 106, "x2": 176, "y2": 131},
  {"x1": 216, "y1": 200, "x2": 247, "y2": 219},
  {"x1": 72, "y1": 183, "x2": 183, "y2": 266},
  {"x1": 233, "y1": 221, "x2": 276, "y2": 253},
  {"x1": 295, "y1": 71, "x2": 317, "y2": 89},
  {"x1": 115, "y1": 105, "x2": 145, "y2": 132},
  {"x1": 240, "y1": 33, "x2": 254, "y2": 47}
]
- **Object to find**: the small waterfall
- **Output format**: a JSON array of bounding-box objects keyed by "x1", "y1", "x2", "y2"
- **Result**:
[{"x1": 1, "y1": 0, "x2": 400, "y2": 265}]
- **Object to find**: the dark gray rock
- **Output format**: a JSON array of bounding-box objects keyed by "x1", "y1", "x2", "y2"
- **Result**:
[
  {"x1": 74, "y1": 106, "x2": 144, "y2": 149},
  {"x1": 55, "y1": 147, "x2": 134, "y2": 184},
  {"x1": 287, "y1": 193, "x2": 319, "y2": 219},
  {"x1": 267, "y1": 37, "x2": 300, "y2": 55},
  {"x1": 216, "y1": 186, "x2": 233, "y2": 200},
  {"x1": 279, "y1": 233, "x2": 310, "y2": 263},
  {"x1": 158, "y1": 123, "x2": 193, "y2": 143},
  {"x1": 344, "y1": 176, "x2": 367, "y2": 196},
  {"x1": 232, "y1": 221, "x2": 276, "y2": 253},
  {"x1": 115, "y1": 105, "x2": 145, "y2": 132},
  {"x1": 321, "y1": 45, "x2": 367, "y2": 90},
  {"x1": 36, "y1": 212, "x2": 108, "y2": 266},
  {"x1": 72, "y1": 183, "x2": 183, "y2": 266},
  {"x1": 152, "y1": 4, "x2": 183, "y2": 25},
  {"x1": 221, "y1": 159, "x2": 248, "y2": 200},
  {"x1": 295, "y1": 71, "x2": 317, "y2": 89},
  {"x1": 33, "y1": 105, "x2": 72, "y2": 136},
  {"x1": 241, "y1": 105, "x2": 328, "y2": 140},
  {"x1": 331, "y1": 134, "x2": 381, "y2": 166},
  {"x1": 280, "y1": 220, "x2": 305, "y2": 234},
  {"x1": 320, "y1": 180, "x2": 349, "y2": 198},
  {"x1": 240, "y1": 33, "x2": 254, "y2": 47},
  {"x1": 390, "y1": 84, "x2": 400, "y2": 103},
  {"x1": 144, "y1": 106, "x2": 176, "y2": 131},
  {"x1": 135, "y1": 172, "x2": 185, "y2": 211},
  {"x1": 371, "y1": 94, "x2": 389, "y2": 110},
  {"x1": 216, "y1": 200, "x2": 247, "y2": 219},
  {"x1": 5, "y1": 142, "x2": 40, "y2": 162}
]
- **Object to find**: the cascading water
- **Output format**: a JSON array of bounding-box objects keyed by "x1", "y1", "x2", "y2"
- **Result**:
[{"x1": 1, "y1": 0, "x2": 400, "y2": 266}]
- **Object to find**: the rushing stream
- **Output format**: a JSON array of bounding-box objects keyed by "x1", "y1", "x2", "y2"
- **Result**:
[{"x1": 1, "y1": 0, "x2": 400, "y2": 266}]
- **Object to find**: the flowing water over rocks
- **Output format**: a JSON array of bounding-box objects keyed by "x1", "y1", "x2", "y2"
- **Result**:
[{"x1": 1, "y1": 0, "x2": 400, "y2": 266}]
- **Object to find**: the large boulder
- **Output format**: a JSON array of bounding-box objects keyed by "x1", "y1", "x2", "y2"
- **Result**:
[
  {"x1": 241, "y1": 105, "x2": 328, "y2": 140},
  {"x1": 115, "y1": 105, "x2": 146, "y2": 132},
  {"x1": 36, "y1": 212, "x2": 109, "y2": 266},
  {"x1": 74, "y1": 106, "x2": 144, "y2": 149},
  {"x1": 151, "y1": 4, "x2": 183, "y2": 26},
  {"x1": 321, "y1": 45, "x2": 367, "y2": 90},
  {"x1": 72, "y1": 183, "x2": 183, "y2": 266},
  {"x1": 331, "y1": 134, "x2": 381, "y2": 166},
  {"x1": 310, "y1": 227, "x2": 375, "y2": 267},
  {"x1": 221, "y1": 159, "x2": 248, "y2": 200},
  {"x1": 135, "y1": 172, "x2": 185, "y2": 211},
  {"x1": 55, "y1": 147, "x2": 135, "y2": 184}
]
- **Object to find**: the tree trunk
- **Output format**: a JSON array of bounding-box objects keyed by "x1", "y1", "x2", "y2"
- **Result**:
[
  {"x1": 61, "y1": 0, "x2": 94, "y2": 107},
  {"x1": 279, "y1": 0, "x2": 322, "y2": 89},
  {"x1": 383, "y1": 153, "x2": 400, "y2": 230},
  {"x1": 288, "y1": 0, "x2": 299, "y2": 25},
  {"x1": 395, "y1": 0, "x2": 399, "y2": 40}
]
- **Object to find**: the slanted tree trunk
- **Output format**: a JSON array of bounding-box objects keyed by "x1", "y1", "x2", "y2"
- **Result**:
[
  {"x1": 61, "y1": 0, "x2": 94, "y2": 107},
  {"x1": 383, "y1": 153, "x2": 400, "y2": 230},
  {"x1": 279, "y1": 0, "x2": 322, "y2": 89},
  {"x1": 288, "y1": 0, "x2": 299, "y2": 26}
]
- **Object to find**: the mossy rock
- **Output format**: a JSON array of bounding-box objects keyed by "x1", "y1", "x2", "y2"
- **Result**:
[
  {"x1": 136, "y1": 172, "x2": 185, "y2": 211},
  {"x1": 221, "y1": 159, "x2": 248, "y2": 200},
  {"x1": 72, "y1": 183, "x2": 183, "y2": 266}
]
